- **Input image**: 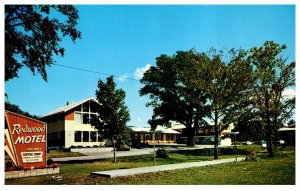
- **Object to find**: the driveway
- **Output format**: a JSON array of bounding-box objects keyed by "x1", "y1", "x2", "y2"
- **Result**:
[{"x1": 52, "y1": 144, "x2": 228, "y2": 163}]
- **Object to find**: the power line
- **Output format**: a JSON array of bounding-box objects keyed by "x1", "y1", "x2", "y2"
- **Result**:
[{"x1": 52, "y1": 63, "x2": 140, "y2": 81}]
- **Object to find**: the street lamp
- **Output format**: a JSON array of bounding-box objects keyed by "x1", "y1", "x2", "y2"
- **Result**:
[
  {"x1": 231, "y1": 132, "x2": 239, "y2": 162},
  {"x1": 151, "y1": 130, "x2": 156, "y2": 166},
  {"x1": 223, "y1": 132, "x2": 239, "y2": 162}
]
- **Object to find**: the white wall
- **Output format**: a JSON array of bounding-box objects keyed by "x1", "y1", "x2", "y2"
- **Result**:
[{"x1": 64, "y1": 120, "x2": 105, "y2": 148}]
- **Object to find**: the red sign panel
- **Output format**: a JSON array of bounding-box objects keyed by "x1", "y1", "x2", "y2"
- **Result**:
[{"x1": 5, "y1": 111, "x2": 47, "y2": 168}]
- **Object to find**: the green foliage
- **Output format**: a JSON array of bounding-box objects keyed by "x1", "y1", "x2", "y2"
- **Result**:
[
  {"x1": 5, "y1": 101, "x2": 39, "y2": 119},
  {"x1": 5, "y1": 5, "x2": 81, "y2": 81},
  {"x1": 156, "y1": 148, "x2": 169, "y2": 158},
  {"x1": 140, "y1": 50, "x2": 211, "y2": 146},
  {"x1": 47, "y1": 158, "x2": 54, "y2": 166},
  {"x1": 248, "y1": 41, "x2": 295, "y2": 157},
  {"x1": 234, "y1": 112, "x2": 264, "y2": 142},
  {"x1": 91, "y1": 76, "x2": 130, "y2": 144},
  {"x1": 140, "y1": 41, "x2": 295, "y2": 159}
]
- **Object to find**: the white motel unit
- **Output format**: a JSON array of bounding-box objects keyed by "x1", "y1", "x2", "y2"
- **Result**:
[{"x1": 40, "y1": 97, "x2": 104, "y2": 149}]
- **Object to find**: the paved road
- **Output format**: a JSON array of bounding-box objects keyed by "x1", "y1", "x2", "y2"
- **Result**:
[{"x1": 52, "y1": 144, "x2": 228, "y2": 163}]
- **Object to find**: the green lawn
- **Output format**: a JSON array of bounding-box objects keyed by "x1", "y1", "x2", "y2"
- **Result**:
[
  {"x1": 5, "y1": 146, "x2": 295, "y2": 185},
  {"x1": 47, "y1": 150, "x2": 86, "y2": 158}
]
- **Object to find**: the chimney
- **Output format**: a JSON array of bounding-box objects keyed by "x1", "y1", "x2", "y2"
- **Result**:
[{"x1": 66, "y1": 101, "x2": 73, "y2": 105}]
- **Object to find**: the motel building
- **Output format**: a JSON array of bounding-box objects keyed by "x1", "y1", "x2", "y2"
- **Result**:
[
  {"x1": 40, "y1": 97, "x2": 104, "y2": 149},
  {"x1": 127, "y1": 126, "x2": 181, "y2": 147}
]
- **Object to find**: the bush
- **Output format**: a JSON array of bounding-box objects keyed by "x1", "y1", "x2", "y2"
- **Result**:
[
  {"x1": 273, "y1": 151, "x2": 289, "y2": 158},
  {"x1": 156, "y1": 148, "x2": 169, "y2": 158},
  {"x1": 47, "y1": 158, "x2": 54, "y2": 166},
  {"x1": 245, "y1": 149, "x2": 258, "y2": 162},
  {"x1": 49, "y1": 163, "x2": 59, "y2": 168},
  {"x1": 5, "y1": 160, "x2": 14, "y2": 168},
  {"x1": 116, "y1": 144, "x2": 131, "y2": 151},
  {"x1": 69, "y1": 145, "x2": 76, "y2": 149},
  {"x1": 5, "y1": 160, "x2": 21, "y2": 171}
]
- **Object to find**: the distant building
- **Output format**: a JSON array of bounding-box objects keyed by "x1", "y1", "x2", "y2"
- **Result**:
[
  {"x1": 40, "y1": 97, "x2": 104, "y2": 149},
  {"x1": 278, "y1": 123, "x2": 295, "y2": 146},
  {"x1": 127, "y1": 126, "x2": 180, "y2": 147},
  {"x1": 167, "y1": 121, "x2": 234, "y2": 145}
]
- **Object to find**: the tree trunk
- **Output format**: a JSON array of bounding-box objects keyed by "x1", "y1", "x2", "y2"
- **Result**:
[
  {"x1": 186, "y1": 123, "x2": 195, "y2": 146},
  {"x1": 214, "y1": 109, "x2": 219, "y2": 160},
  {"x1": 265, "y1": 91, "x2": 273, "y2": 157}
]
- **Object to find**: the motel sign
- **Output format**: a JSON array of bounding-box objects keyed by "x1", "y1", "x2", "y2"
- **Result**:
[{"x1": 5, "y1": 111, "x2": 47, "y2": 168}]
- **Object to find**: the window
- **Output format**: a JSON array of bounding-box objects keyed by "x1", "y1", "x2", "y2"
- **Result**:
[
  {"x1": 83, "y1": 131, "x2": 89, "y2": 142},
  {"x1": 74, "y1": 112, "x2": 96, "y2": 124},
  {"x1": 74, "y1": 113, "x2": 83, "y2": 124},
  {"x1": 82, "y1": 113, "x2": 90, "y2": 124},
  {"x1": 166, "y1": 134, "x2": 173, "y2": 141},
  {"x1": 74, "y1": 131, "x2": 82, "y2": 142},
  {"x1": 90, "y1": 132, "x2": 97, "y2": 142},
  {"x1": 155, "y1": 134, "x2": 163, "y2": 140},
  {"x1": 144, "y1": 134, "x2": 151, "y2": 140}
]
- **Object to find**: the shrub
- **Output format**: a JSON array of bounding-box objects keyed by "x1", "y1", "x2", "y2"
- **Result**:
[
  {"x1": 156, "y1": 148, "x2": 169, "y2": 158},
  {"x1": 116, "y1": 144, "x2": 131, "y2": 151},
  {"x1": 47, "y1": 158, "x2": 54, "y2": 166},
  {"x1": 273, "y1": 151, "x2": 289, "y2": 158},
  {"x1": 49, "y1": 163, "x2": 59, "y2": 168},
  {"x1": 5, "y1": 160, "x2": 14, "y2": 168},
  {"x1": 245, "y1": 149, "x2": 258, "y2": 162},
  {"x1": 5, "y1": 160, "x2": 22, "y2": 171}
]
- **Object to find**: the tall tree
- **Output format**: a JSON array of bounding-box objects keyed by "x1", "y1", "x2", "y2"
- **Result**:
[
  {"x1": 91, "y1": 76, "x2": 130, "y2": 162},
  {"x1": 189, "y1": 49, "x2": 255, "y2": 159},
  {"x1": 248, "y1": 41, "x2": 295, "y2": 157},
  {"x1": 5, "y1": 5, "x2": 81, "y2": 81},
  {"x1": 140, "y1": 50, "x2": 209, "y2": 146}
]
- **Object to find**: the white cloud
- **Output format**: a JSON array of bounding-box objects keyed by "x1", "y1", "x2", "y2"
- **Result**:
[
  {"x1": 133, "y1": 64, "x2": 152, "y2": 80},
  {"x1": 118, "y1": 73, "x2": 130, "y2": 82}
]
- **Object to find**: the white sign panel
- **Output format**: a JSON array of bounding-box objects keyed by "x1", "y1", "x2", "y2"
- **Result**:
[{"x1": 21, "y1": 152, "x2": 43, "y2": 163}]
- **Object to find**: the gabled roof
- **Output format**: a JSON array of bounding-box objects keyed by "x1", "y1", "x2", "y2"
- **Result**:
[
  {"x1": 41, "y1": 97, "x2": 101, "y2": 118},
  {"x1": 127, "y1": 126, "x2": 180, "y2": 134}
]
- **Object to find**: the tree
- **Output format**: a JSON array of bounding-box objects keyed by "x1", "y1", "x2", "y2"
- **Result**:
[
  {"x1": 248, "y1": 41, "x2": 295, "y2": 157},
  {"x1": 233, "y1": 112, "x2": 264, "y2": 142},
  {"x1": 189, "y1": 49, "x2": 255, "y2": 159},
  {"x1": 91, "y1": 76, "x2": 130, "y2": 162},
  {"x1": 140, "y1": 50, "x2": 209, "y2": 146},
  {"x1": 5, "y1": 101, "x2": 39, "y2": 119},
  {"x1": 5, "y1": 5, "x2": 81, "y2": 81}
]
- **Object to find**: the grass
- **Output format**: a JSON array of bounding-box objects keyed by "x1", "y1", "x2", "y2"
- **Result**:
[
  {"x1": 47, "y1": 150, "x2": 86, "y2": 158},
  {"x1": 5, "y1": 145, "x2": 295, "y2": 185}
]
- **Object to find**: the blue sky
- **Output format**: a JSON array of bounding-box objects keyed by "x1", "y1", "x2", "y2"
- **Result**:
[{"x1": 5, "y1": 5, "x2": 295, "y2": 127}]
